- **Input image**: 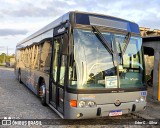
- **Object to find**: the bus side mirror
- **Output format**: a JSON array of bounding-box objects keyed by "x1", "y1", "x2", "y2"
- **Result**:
[{"x1": 65, "y1": 22, "x2": 71, "y2": 29}]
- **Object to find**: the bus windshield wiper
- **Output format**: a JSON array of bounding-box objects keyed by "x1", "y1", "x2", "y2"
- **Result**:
[
  {"x1": 118, "y1": 41, "x2": 124, "y2": 65},
  {"x1": 121, "y1": 32, "x2": 131, "y2": 56},
  {"x1": 92, "y1": 26, "x2": 114, "y2": 55}
]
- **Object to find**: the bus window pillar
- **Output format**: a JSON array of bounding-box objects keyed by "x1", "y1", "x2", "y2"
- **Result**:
[{"x1": 153, "y1": 50, "x2": 159, "y2": 100}]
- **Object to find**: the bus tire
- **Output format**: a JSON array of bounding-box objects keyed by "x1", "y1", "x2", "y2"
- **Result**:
[
  {"x1": 18, "y1": 70, "x2": 22, "y2": 83},
  {"x1": 39, "y1": 83, "x2": 47, "y2": 106}
]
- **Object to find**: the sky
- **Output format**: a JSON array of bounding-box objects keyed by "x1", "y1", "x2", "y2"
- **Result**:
[{"x1": 0, "y1": 0, "x2": 160, "y2": 54}]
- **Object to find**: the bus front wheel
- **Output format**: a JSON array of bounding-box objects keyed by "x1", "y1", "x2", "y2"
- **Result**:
[{"x1": 39, "y1": 84, "x2": 47, "y2": 106}]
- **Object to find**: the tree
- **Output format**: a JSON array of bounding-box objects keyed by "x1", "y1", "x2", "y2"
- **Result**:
[{"x1": 0, "y1": 53, "x2": 14, "y2": 63}]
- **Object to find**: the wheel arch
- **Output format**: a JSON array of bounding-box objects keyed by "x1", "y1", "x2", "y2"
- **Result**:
[
  {"x1": 37, "y1": 76, "x2": 46, "y2": 95},
  {"x1": 37, "y1": 76, "x2": 47, "y2": 105}
]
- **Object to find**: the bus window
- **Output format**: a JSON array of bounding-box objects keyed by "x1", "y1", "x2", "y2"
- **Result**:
[
  {"x1": 59, "y1": 55, "x2": 67, "y2": 86},
  {"x1": 53, "y1": 39, "x2": 60, "y2": 82},
  {"x1": 115, "y1": 35, "x2": 144, "y2": 88},
  {"x1": 70, "y1": 29, "x2": 117, "y2": 89},
  {"x1": 68, "y1": 48, "x2": 77, "y2": 88},
  {"x1": 40, "y1": 41, "x2": 51, "y2": 73},
  {"x1": 32, "y1": 45, "x2": 38, "y2": 69},
  {"x1": 53, "y1": 36, "x2": 68, "y2": 86},
  {"x1": 25, "y1": 48, "x2": 29, "y2": 67}
]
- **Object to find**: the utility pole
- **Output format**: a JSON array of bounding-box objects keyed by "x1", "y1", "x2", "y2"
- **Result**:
[
  {"x1": 0, "y1": 46, "x2": 14, "y2": 56},
  {"x1": 7, "y1": 46, "x2": 8, "y2": 56},
  {"x1": 3, "y1": 53, "x2": 5, "y2": 64}
]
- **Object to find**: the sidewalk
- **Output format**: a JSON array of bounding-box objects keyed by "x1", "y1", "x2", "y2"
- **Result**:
[{"x1": 135, "y1": 86, "x2": 160, "y2": 119}]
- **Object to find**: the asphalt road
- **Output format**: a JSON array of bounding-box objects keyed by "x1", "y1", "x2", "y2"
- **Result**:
[{"x1": 0, "y1": 67, "x2": 158, "y2": 128}]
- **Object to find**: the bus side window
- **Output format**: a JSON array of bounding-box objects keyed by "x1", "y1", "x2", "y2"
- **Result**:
[
  {"x1": 40, "y1": 41, "x2": 51, "y2": 73},
  {"x1": 59, "y1": 36, "x2": 68, "y2": 86},
  {"x1": 59, "y1": 55, "x2": 67, "y2": 86},
  {"x1": 69, "y1": 56, "x2": 77, "y2": 88},
  {"x1": 53, "y1": 39, "x2": 60, "y2": 82},
  {"x1": 53, "y1": 35, "x2": 68, "y2": 85}
]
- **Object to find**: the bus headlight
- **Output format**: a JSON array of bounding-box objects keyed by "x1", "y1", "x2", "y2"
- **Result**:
[
  {"x1": 139, "y1": 97, "x2": 145, "y2": 102},
  {"x1": 88, "y1": 101, "x2": 95, "y2": 107},
  {"x1": 135, "y1": 99, "x2": 139, "y2": 102},
  {"x1": 79, "y1": 101, "x2": 86, "y2": 107},
  {"x1": 136, "y1": 97, "x2": 145, "y2": 102}
]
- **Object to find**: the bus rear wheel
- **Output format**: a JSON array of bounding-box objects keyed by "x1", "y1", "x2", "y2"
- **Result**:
[
  {"x1": 18, "y1": 71, "x2": 22, "y2": 83},
  {"x1": 39, "y1": 84, "x2": 47, "y2": 106}
]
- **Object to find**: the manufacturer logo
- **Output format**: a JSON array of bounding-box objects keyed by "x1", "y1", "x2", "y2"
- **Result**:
[
  {"x1": 114, "y1": 99, "x2": 121, "y2": 106},
  {"x1": 57, "y1": 27, "x2": 65, "y2": 33},
  {"x1": 130, "y1": 78, "x2": 138, "y2": 81}
]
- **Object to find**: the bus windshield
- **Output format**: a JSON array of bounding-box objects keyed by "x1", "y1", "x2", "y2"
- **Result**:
[
  {"x1": 68, "y1": 28, "x2": 144, "y2": 89},
  {"x1": 115, "y1": 34, "x2": 144, "y2": 88}
]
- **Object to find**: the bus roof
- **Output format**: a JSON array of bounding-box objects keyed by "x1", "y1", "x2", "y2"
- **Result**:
[
  {"x1": 17, "y1": 12, "x2": 70, "y2": 46},
  {"x1": 17, "y1": 11, "x2": 139, "y2": 47}
]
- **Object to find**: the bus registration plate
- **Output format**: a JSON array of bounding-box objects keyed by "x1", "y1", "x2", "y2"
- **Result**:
[{"x1": 109, "y1": 110, "x2": 122, "y2": 116}]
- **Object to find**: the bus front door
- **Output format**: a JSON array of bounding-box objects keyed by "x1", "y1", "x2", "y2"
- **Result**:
[{"x1": 50, "y1": 34, "x2": 68, "y2": 114}]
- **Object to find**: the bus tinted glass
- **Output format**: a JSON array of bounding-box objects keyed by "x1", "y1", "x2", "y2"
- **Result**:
[
  {"x1": 69, "y1": 29, "x2": 117, "y2": 89},
  {"x1": 75, "y1": 13, "x2": 140, "y2": 33},
  {"x1": 115, "y1": 35, "x2": 144, "y2": 88},
  {"x1": 69, "y1": 29, "x2": 144, "y2": 90}
]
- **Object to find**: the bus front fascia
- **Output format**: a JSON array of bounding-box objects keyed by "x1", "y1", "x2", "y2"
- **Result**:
[{"x1": 66, "y1": 24, "x2": 147, "y2": 94}]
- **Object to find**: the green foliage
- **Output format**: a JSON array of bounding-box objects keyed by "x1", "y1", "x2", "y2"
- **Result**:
[{"x1": 0, "y1": 53, "x2": 14, "y2": 63}]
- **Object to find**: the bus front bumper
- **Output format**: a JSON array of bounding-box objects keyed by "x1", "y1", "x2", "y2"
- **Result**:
[{"x1": 64, "y1": 101, "x2": 147, "y2": 119}]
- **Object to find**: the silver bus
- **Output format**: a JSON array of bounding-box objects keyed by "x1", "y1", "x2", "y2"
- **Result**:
[{"x1": 15, "y1": 11, "x2": 147, "y2": 119}]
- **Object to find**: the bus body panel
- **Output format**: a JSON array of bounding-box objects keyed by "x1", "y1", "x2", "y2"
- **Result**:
[
  {"x1": 16, "y1": 65, "x2": 50, "y2": 96},
  {"x1": 77, "y1": 91, "x2": 146, "y2": 104},
  {"x1": 64, "y1": 91, "x2": 147, "y2": 119},
  {"x1": 64, "y1": 99, "x2": 146, "y2": 119}
]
